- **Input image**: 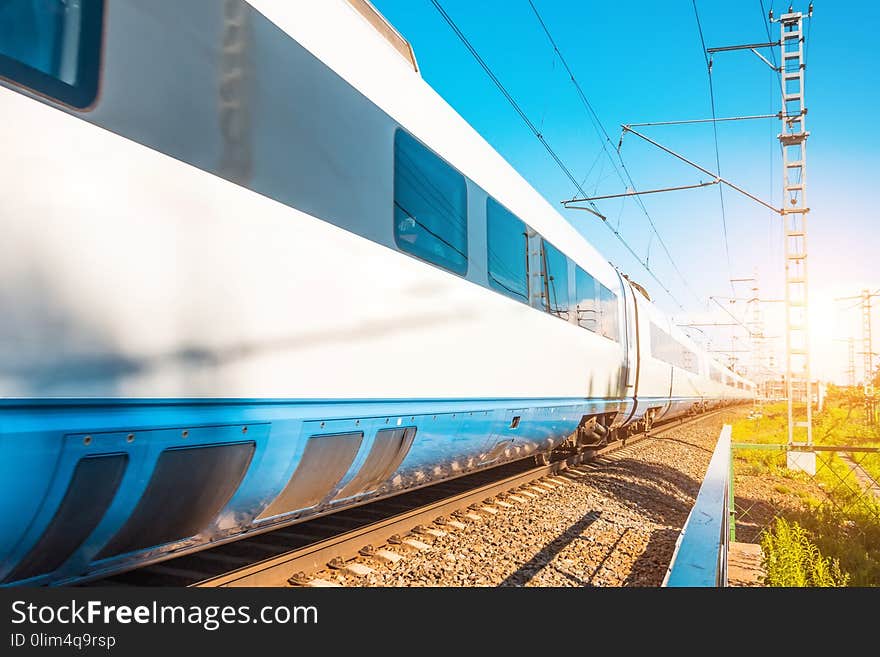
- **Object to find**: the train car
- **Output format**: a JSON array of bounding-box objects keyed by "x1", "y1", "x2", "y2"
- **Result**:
[{"x1": 0, "y1": 0, "x2": 752, "y2": 586}]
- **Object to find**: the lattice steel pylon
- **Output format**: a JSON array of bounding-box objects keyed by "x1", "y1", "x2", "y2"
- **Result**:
[
  {"x1": 777, "y1": 9, "x2": 812, "y2": 445},
  {"x1": 862, "y1": 290, "x2": 874, "y2": 397},
  {"x1": 746, "y1": 272, "x2": 770, "y2": 385},
  {"x1": 848, "y1": 336, "x2": 856, "y2": 389},
  {"x1": 835, "y1": 289, "x2": 877, "y2": 423}
]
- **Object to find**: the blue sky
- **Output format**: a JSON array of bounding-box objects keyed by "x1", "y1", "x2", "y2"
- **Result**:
[{"x1": 371, "y1": 0, "x2": 879, "y2": 383}]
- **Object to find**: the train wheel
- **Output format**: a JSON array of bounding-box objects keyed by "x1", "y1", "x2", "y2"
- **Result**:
[{"x1": 534, "y1": 451, "x2": 550, "y2": 466}]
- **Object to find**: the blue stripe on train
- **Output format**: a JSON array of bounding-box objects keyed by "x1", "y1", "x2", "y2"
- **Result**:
[{"x1": 0, "y1": 396, "x2": 641, "y2": 585}]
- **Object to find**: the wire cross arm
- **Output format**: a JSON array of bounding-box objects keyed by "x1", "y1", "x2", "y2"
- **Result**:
[
  {"x1": 626, "y1": 114, "x2": 779, "y2": 128},
  {"x1": 561, "y1": 203, "x2": 607, "y2": 221},
  {"x1": 749, "y1": 48, "x2": 779, "y2": 72},
  {"x1": 562, "y1": 179, "x2": 719, "y2": 206},
  {"x1": 705, "y1": 41, "x2": 779, "y2": 53},
  {"x1": 620, "y1": 126, "x2": 783, "y2": 215}
]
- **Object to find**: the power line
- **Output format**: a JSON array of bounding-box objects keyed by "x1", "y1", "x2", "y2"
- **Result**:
[
  {"x1": 710, "y1": 295, "x2": 757, "y2": 337},
  {"x1": 528, "y1": 0, "x2": 702, "y2": 307},
  {"x1": 523, "y1": 0, "x2": 704, "y2": 309},
  {"x1": 429, "y1": 0, "x2": 690, "y2": 310},
  {"x1": 758, "y1": 0, "x2": 781, "y2": 79},
  {"x1": 428, "y1": 2, "x2": 580, "y2": 193},
  {"x1": 692, "y1": 0, "x2": 734, "y2": 295},
  {"x1": 805, "y1": 5, "x2": 813, "y2": 66},
  {"x1": 759, "y1": 1, "x2": 782, "y2": 277}
]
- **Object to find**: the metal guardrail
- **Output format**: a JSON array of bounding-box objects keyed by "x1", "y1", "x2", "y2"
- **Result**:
[{"x1": 663, "y1": 425, "x2": 732, "y2": 587}]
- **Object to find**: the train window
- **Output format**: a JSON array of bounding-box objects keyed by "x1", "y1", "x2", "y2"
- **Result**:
[
  {"x1": 651, "y1": 322, "x2": 697, "y2": 372},
  {"x1": 574, "y1": 266, "x2": 598, "y2": 332},
  {"x1": 394, "y1": 130, "x2": 468, "y2": 276},
  {"x1": 650, "y1": 322, "x2": 669, "y2": 363},
  {"x1": 599, "y1": 284, "x2": 619, "y2": 341},
  {"x1": 540, "y1": 239, "x2": 570, "y2": 320},
  {"x1": 0, "y1": 0, "x2": 104, "y2": 108},
  {"x1": 682, "y1": 347, "x2": 698, "y2": 374},
  {"x1": 486, "y1": 197, "x2": 528, "y2": 302}
]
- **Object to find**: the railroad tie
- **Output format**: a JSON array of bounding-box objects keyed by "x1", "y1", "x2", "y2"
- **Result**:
[
  {"x1": 402, "y1": 538, "x2": 431, "y2": 552},
  {"x1": 413, "y1": 525, "x2": 447, "y2": 539},
  {"x1": 305, "y1": 578, "x2": 342, "y2": 588},
  {"x1": 373, "y1": 549, "x2": 404, "y2": 565}
]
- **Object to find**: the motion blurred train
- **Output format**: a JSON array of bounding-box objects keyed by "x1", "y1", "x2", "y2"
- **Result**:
[{"x1": 0, "y1": 0, "x2": 753, "y2": 586}]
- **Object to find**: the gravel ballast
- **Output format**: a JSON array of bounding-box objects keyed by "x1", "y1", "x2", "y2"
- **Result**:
[{"x1": 310, "y1": 409, "x2": 747, "y2": 587}]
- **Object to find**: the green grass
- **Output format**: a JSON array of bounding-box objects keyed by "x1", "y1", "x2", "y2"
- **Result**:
[
  {"x1": 761, "y1": 517, "x2": 849, "y2": 587},
  {"x1": 796, "y1": 503, "x2": 880, "y2": 586},
  {"x1": 731, "y1": 391, "x2": 880, "y2": 586}
]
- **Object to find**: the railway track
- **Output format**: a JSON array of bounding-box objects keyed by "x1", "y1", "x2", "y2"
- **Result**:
[{"x1": 86, "y1": 409, "x2": 727, "y2": 588}]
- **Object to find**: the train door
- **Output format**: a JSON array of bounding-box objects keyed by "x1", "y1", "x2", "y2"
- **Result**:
[
  {"x1": 661, "y1": 317, "x2": 675, "y2": 420},
  {"x1": 618, "y1": 274, "x2": 640, "y2": 423}
]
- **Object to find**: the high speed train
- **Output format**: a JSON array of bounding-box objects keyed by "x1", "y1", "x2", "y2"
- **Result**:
[{"x1": 0, "y1": 0, "x2": 753, "y2": 586}]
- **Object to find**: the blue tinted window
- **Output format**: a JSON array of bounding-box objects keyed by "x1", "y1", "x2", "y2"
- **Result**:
[
  {"x1": 486, "y1": 197, "x2": 528, "y2": 301},
  {"x1": 0, "y1": 0, "x2": 103, "y2": 108},
  {"x1": 599, "y1": 283, "x2": 619, "y2": 341},
  {"x1": 575, "y1": 266, "x2": 598, "y2": 332},
  {"x1": 394, "y1": 130, "x2": 468, "y2": 275},
  {"x1": 541, "y1": 239, "x2": 570, "y2": 320}
]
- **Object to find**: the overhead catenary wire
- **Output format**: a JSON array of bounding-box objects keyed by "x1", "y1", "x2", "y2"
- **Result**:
[
  {"x1": 760, "y1": 1, "x2": 780, "y2": 277},
  {"x1": 692, "y1": 0, "x2": 734, "y2": 295},
  {"x1": 710, "y1": 295, "x2": 758, "y2": 337},
  {"x1": 522, "y1": 0, "x2": 703, "y2": 310},
  {"x1": 765, "y1": 3, "x2": 788, "y2": 282},
  {"x1": 758, "y1": 0, "x2": 782, "y2": 81},
  {"x1": 429, "y1": 2, "x2": 580, "y2": 194},
  {"x1": 429, "y1": 0, "x2": 690, "y2": 310},
  {"x1": 805, "y1": 9, "x2": 812, "y2": 66}
]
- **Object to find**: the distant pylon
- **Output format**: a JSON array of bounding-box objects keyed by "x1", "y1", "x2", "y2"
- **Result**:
[
  {"x1": 847, "y1": 337, "x2": 856, "y2": 388},
  {"x1": 862, "y1": 289, "x2": 874, "y2": 397}
]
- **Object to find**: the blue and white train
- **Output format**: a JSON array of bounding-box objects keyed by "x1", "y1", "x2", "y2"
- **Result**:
[{"x1": 0, "y1": 0, "x2": 753, "y2": 585}]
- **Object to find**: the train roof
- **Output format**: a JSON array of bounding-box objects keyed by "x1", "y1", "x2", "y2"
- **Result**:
[
  {"x1": 249, "y1": 0, "x2": 622, "y2": 292},
  {"x1": 250, "y1": 1, "x2": 755, "y2": 388}
]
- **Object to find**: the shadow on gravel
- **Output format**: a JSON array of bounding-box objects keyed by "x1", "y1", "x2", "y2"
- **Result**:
[
  {"x1": 622, "y1": 527, "x2": 681, "y2": 586},
  {"x1": 585, "y1": 459, "x2": 703, "y2": 526},
  {"x1": 581, "y1": 526, "x2": 630, "y2": 586},
  {"x1": 497, "y1": 510, "x2": 602, "y2": 587}
]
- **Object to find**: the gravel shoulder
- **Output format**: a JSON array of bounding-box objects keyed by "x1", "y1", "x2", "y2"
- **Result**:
[{"x1": 313, "y1": 408, "x2": 748, "y2": 587}]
